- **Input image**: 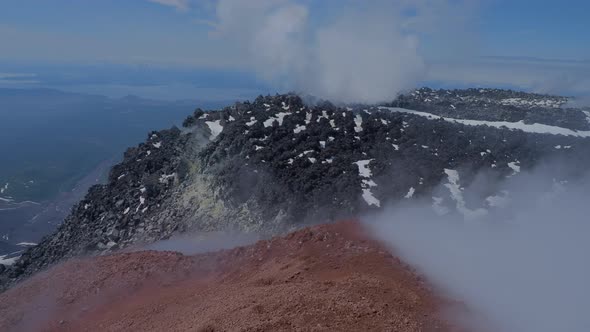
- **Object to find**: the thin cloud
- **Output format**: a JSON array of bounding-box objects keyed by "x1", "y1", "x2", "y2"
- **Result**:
[{"x1": 147, "y1": 0, "x2": 190, "y2": 11}]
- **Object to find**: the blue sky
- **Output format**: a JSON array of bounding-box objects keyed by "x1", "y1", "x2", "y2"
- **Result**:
[{"x1": 0, "y1": 0, "x2": 589, "y2": 100}]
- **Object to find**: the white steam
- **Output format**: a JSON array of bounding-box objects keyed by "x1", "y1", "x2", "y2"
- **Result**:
[
  {"x1": 368, "y1": 167, "x2": 590, "y2": 331},
  {"x1": 144, "y1": 231, "x2": 260, "y2": 255},
  {"x1": 209, "y1": 0, "x2": 476, "y2": 103}
]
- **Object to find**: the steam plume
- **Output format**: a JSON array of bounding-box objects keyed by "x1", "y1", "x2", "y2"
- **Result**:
[
  {"x1": 367, "y1": 165, "x2": 590, "y2": 332},
  {"x1": 210, "y1": 0, "x2": 477, "y2": 103}
]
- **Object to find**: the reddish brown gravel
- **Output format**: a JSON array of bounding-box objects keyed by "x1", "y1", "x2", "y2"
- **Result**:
[{"x1": 0, "y1": 221, "x2": 463, "y2": 332}]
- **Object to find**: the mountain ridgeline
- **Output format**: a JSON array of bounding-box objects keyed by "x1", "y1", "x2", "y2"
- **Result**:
[{"x1": 2, "y1": 89, "x2": 590, "y2": 289}]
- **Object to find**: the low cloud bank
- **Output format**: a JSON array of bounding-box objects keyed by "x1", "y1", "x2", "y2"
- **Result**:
[{"x1": 367, "y1": 165, "x2": 590, "y2": 332}]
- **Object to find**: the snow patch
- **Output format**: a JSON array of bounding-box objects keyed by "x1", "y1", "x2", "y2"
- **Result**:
[
  {"x1": 16, "y1": 242, "x2": 37, "y2": 247},
  {"x1": 354, "y1": 114, "x2": 363, "y2": 133},
  {"x1": 353, "y1": 160, "x2": 373, "y2": 178},
  {"x1": 205, "y1": 120, "x2": 223, "y2": 139},
  {"x1": 293, "y1": 124, "x2": 306, "y2": 134},
  {"x1": 263, "y1": 112, "x2": 291, "y2": 127},
  {"x1": 444, "y1": 169, "x2": 488, "y2": 219},
  {"x1": 246, "y1": 117, "x2": 258, "y2": 126},
  {"x1": 380, "y1": 107, "x2": 590, "y2": 138},
  {"x1": 507, "y1": 161, "x2": 521, "y2": 175},
  {"x1": 362, "y1": 189, "x2": 380, "y2": 207}
]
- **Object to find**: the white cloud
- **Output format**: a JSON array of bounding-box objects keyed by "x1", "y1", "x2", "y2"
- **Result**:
[
  {"x1": 147, "y1": 0, "x2": 190, "y2": 11},
  {"x1": 368, "y1": 166, "x2": 590, "y2": 332},
  {"x1": 209, "y1": 0, "x2": 479, "y2": 103}
]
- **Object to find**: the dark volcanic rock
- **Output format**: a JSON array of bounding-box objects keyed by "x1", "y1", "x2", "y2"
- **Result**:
[{"x1": 2, "y1": 90, "x2": 590, "y2": 290}]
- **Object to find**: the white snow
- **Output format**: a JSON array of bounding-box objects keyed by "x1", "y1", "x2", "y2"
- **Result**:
[
  {"x1": 317, "y1": 110, "x2": 329, "y2": 123},
  {"x1": 354, "y1": 114, "x2": 363, "y2": 133},
  {"x1": 392, "y1": 144, "x2": 399, "y2": 150},
  {"x1": 324, "y1": 158, "x2": 333, "y2": 164},
  {"x1": 319, "y1": 141, "x2": 326, "y2": 148},
  {"x1": 353, "y1": 160, "x2": 373, "y2": 178},
  {"x1": 152, "y1": 142, "x2": 162, "y2": 148},
  {"x1": 123, "y1": 207, "x2": 130, "y2": 215},
  {"x1": 305, "y1": 112, "x2": 312, "y2": 125},
  {"x1": 328, "y1": 136, "x2": 335, "y2": 141},
  {"x1": 329, "y1": 119, "x2": 336, "y2": 128},
  {"x1": 583, "y1": 111, "x2": 590, "y2": 124},
  {"x1": 254, "y1": 145, "x2": 264, "y2": 151},
  {"x1": 16, "y1": 242, "x2": 37, "y2": 246},
  {"x1": 263, "y1": 112, "x2": 291, "y2": 127},
  {"x1": 146, "y1": 150, "x2": 151, "y2": 156},
  {"x1": 228, "y1": 115, "x2": 236, "y2": 122},
  {"x1": 380, "y1": 107, "x2": 590, "y2": 138},
  {"x1": 404, "y1": 187, "x2": 415, "y2": 199},
  {"x1": 246, "y1": 117, "x2": 258, "y2": 126},
  {"x1": 362, "y1": 189, "x2": 380, "y2": 207},
  {"x1": 205, "y1": 120, "x2": 223, "y2": 139},
  {"x1": 293, "y1": 124, "x2": 306, "y2": 134},
  {"x1": 308, "y1": 157, "x2": 317, "y2": 163},
  {"x1": 287, "y1": 158, "x2": 294, "y2": 165},
  {"x1": 507, "y1": 161, "x2": 521, "y2": 175},
  {"x1": 444, "y1": 169, "x2": 488, "y2": 220},
  {"x1": 0, "y1": 183, "x2": 7, "y2": 194},
  {"x1": 281, "y1": 101, "x2": 290, "y2": 110},
  {"x1": 117, "y1": 174, "x2": 126, "y2": 180}
]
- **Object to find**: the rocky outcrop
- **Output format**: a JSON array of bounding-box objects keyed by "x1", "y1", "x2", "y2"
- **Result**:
[{"x1": 2, "y1": 90, "x2": 590, "y2": 290}]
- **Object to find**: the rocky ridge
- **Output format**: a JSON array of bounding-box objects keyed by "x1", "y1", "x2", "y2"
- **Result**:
[
  {"x1": 391, "y1": 87, "x2": 589, "y2": 131},
  {"x1": 1, "y1": 89, "x2": 590, "y2": 290}
]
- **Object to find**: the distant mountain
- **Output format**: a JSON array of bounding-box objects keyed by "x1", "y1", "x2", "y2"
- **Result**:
[{"x1": 2, "y1": 88, "x2": 589, "y2": 289}]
